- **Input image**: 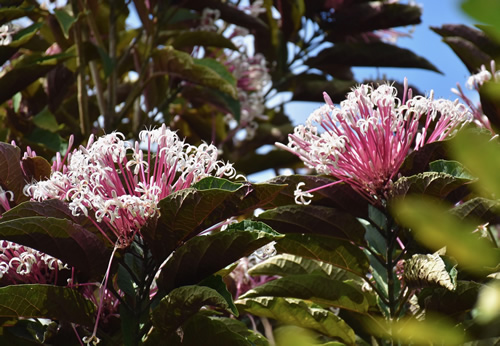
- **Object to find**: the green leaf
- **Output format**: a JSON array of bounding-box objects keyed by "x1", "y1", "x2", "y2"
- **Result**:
[
  {"x1": 398, "y1": 140, "x2": 448, "y2": 177},
  {"x1": 418, "y1": 281, "x2": 481, "y2": 317},
  {"x1": 25, "y1": 127, "x2": 63, "y2": 152},
  {"x1": 54, "y1": 9, "x2": 77, "y2": 39},
  {"x1": 171, "y1": 31, "x2": 238, "y2": 51},
  {"x1": 194, "y1": 58, "x2": 236, "y2": 87},
  {"x1": 429, "y1": 159, "x2": 476, "y2": 180},
  {"x1": 143, "y1": 180, "x2": 284, "y2": 260},
  {"x1": 12, "y1": 92, "x2": 21, "y2": 112},
  {"x1": 306, "y1": 42, "x2": 441, "y2": 73},
  {"x1": 236, "y1": 297, "x2": 355, "y2": 344},
  {"x1": 248, "y1": 254, "x2": 361, "y2": 283},
  {"x1": 257, "y1": 205, "x2": 366, "y2": 245},
  {"x1": 449, "y1": 130, "x2": 500, "y2": 198},
  {"x1": 32, "y1": 107, "x2": 63, "y2": 133},
  {"x1": 392, "y1": 195, "x2": 500, "y2": 272},
  {"x1": 199, "y1": 275, "x2": 238, "y2": 316},
  {"x1": 157, "y1": 220, "x2": 282, "y2": 292},
  {"x1": 0, "y1": 52, "x2": 72, "y2": 106},
  {"x1": 192, "y1": 176, "x2": 241, "y2": 191},
  {"x1": 279, "y1": 0, "x2": 305, "y2": 40},
  {"x1": 276, "y1": 233, "x2": 370, "y2": 277},
  {"x1": 390, "y1": 171, "x2": 473, "y2": 199},
  {"x1": 179, "y1": 314, "x2": 252, "y2": 346},
  {"x1": 240, "y1": 274, "x2": 370, "y2": 313},
  {"x1": 0, "y1": 284, "x2": 95, "y2": 327},
  {"x1": 156, "y1": 46, "x2": 237, "y2": 99},
  {"x1": 148, "y1": 285, "x2": 230, "y2": 341},
  {"x1": 212, "y1": 317, "x2": 269, "y2": 346},
  {"x1": 0, "y1": 142, "x2": 27, "y2": 205},
  {"x1": 462, "y1": 0, "x2": 500, "y2": 41},
  {"x1": 403, "y1": 253, "x2": 457, "y2": 291},
  {"x1": 9, "y1": 22, "x2": 43, "y2": 47},
  {"x1": 0, "y1": 4, "x2": 35, "y2": 24},
  {"x1": 450, "y1": 197, "x2": 500, "y2": 221},
  {"x1": 0, "y1": 216, "x2": 111, "y2": 280}
]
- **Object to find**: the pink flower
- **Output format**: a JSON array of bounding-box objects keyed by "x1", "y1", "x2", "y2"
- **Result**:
[
  {"x1": 277, "y1": 79, "x2": 473, "y2": 204},
  {"x1": 25, "y1": 125, "x2": 237, "y2": 248}
]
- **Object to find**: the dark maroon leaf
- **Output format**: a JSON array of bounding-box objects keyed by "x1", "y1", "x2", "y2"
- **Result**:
[
  {"x1": 439, "y1": 36, "x2": 492, "y2": 73},
  {"x1": 257, "y1": 205, "x2": 366, "y2": 245},
  {"x1": 306, "y1": 42, "x2": 440, "y2": 73},
  {"x1": 398, "y1": 141, "x2": 448, "y2": 177},
  {"x1": 20, "y1": 156, "x2": 51, "y2": 182},
  {"x1": 0, "y1": 216, "x2": 111, "y2": 281},
  {"x1": 0, "y1": 284, "x2": 96, "y2": 327},
  {"x1": 0, "y1": 142, "x2": 27, "y2": 205}
]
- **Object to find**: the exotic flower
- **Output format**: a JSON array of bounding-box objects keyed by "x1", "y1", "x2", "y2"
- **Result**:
[
  {"x1": 0, "y1": 187, "x2": 67, "y2": 285},
  {"x1": 277, "y1": 79, "x2": 473, "y2": 203},
  {"x1": 25, "y1": 125, "x2": 237, "y2": 248}
]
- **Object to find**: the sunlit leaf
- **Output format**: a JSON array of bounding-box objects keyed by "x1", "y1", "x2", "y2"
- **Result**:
[
  {"x1": 392, "y1": 195, "x2": 500, "y2": 272},
  {"x1": 0, "y1": 284, "x2": 95, "y2": 327},
  {"x1": 236, "y1": 297, "x2": 355, "y2": 344},
  {"x1": 248, "y1": 254, "x2": 361, "y2": 283},
  {"x1": 403, "y1": 252, "x2": 457, "y2": 291},
  {"x1": 276, "y1": 233, "x2": 370, "y2": 277},
  {"x1": 240, "y1": 274, "x2": 370, "y2": 313}
]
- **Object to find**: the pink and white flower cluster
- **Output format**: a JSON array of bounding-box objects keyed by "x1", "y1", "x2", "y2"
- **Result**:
[
  {"x1": 277, "y1": 80, "x2": 473, "y2": 203},
  {"x1": 25, "y1": 125, "x2": 237, "y2": 247}
]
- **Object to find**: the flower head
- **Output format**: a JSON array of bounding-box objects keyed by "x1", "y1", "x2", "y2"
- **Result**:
[
  {"x1": 25, "y1": 125, "x2": 237, "y2": 247},
  {"x1": 277, "y1": 80, "x2": 473, "y2": 203}
]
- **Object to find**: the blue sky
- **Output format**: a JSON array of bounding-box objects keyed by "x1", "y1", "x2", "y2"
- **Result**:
[{"x1": 285, "y1": 0, "x2": 478, "y2": 125}]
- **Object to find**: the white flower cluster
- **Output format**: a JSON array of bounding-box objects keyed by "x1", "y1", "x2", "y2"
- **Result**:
[
  {"x1": 25, "y1": 125, "x2": 237, "y2": 246},
  {"x1": 0, "y1": 24, "x2": 15, "y2": 46},
  {"x1": 466, "y1": 61, "x2": 500, "y2": 90},
  {"x1": 0, "y1": 240, "x2": 67, "y2": 280}
]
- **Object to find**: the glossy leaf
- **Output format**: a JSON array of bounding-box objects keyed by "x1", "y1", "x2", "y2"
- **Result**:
[
  {"x1": 0, "y1": 216, "x2": 111, "y2": 280},
  {"x1": 276, "y1": 233, "x2": 370, "y2": 277},
  {"x1": 263, "y1": 174, "x2": 369, "y2": 218},
  {"x1": 199, "y1": 275, "x2": 238, "y2": 316},
  {"x1": 240, "y1": 274, "x2": 370, "y2": 313},
  {"x1": 236, "y1": 297, "x2": 355, "y2": 344},
  {"x1": 450, "y1": 197, "x2": 500, "y2": 221},
  {"x1": 0, "y1": 143, "x2": 27, "y2": 205},
  {"x1": 148, "y1": 285, "x2": 230, "y2": 343},
  {"x1": 429, "y1": 159, "x2": 475, "y2": 179},
  {"x1": 144, "y1": 178, "x2": 284, "y2": 259},
  {"x1": 248, "y1": 253, "x2": 361, "y2": 283},
  {"x1": 0, "y1": 284, "x2": 95, "y2": 327},
  {"x1": 390, "y1": 171, "x2": 473, "y2": 199},
  {"x1": 393, "y1": 195, "x2": 500, "y2": 272},
  {"x1": 156, "y1": 46, "x2": 237, "y2": 99},
  {"x1": 306, "y1": 42, "x2": 440, "y2": 73},
  {"x1": 257, "y1": 204, "x2": 366, "y2": 245},
  {"x1": 157, "y1": 220, "x2": 282, "y2": 292}
]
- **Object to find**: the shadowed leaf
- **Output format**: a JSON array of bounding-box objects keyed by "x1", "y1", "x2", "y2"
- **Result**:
[{"x1": 0, "y1": 284, "x2": 95, "y2": 327}]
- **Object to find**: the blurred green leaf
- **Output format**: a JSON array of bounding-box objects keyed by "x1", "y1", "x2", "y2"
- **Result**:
[
  {"x1": 450, "y1": 129, "x2": 500, "y2": 197},
  {"x1": 194, "y1": 58, "x2": 236, "y2": 87},
  {"x1": 32, "y1": 106, "x2": 63, "y2": 133},
  {"x1": 171, "y1": 31, "x2": 238, "y2": 50},
  {"x1": 9, "y1": 22, "x2": 42, "y2": 47},
  {"x1": 276, "y1": 233, "x2": 370, "y2": 277},
  {"x1": 25, "y1": 127, "x2": 62, "y2": 152},
  {"x1": 392, "y1": 195, "x2": 500, "y2": 272},
  {"x1": 240, "y1": 274, "x2": 370, "y2": 313},
  {"x1": 156, "y1": 46, "x2": 238, "y2": 99},
  {"x1": 0, "y1": 284, "x2": 95, "y2": 327},
  {"x1": 236, "y1": 297, "x2": 355, "y2": 344},
  {"x1": 54, "y1": 9, "x2": 76, "y2": 39},
  {"x1": 0, "y1": 4, "x2": 35, "y2": 24},
  {"x1": 462, "y1": 0, "x2": 500, "y2": 41}
]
